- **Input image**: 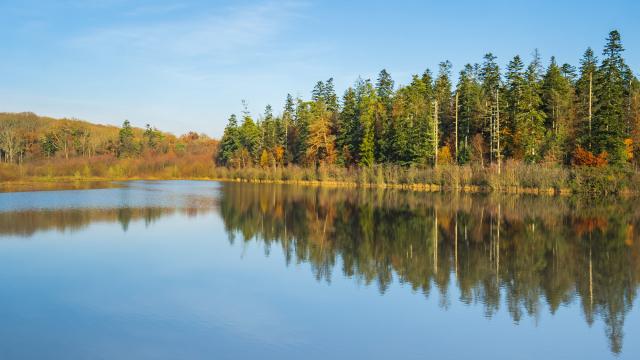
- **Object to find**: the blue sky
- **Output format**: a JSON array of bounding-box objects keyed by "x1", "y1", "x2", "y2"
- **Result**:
[{"x1": 1, "y1": 0, "x2": 638, "y2": 137}]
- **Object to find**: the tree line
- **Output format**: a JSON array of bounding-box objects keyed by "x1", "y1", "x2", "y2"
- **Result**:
[
  {"x1": 217, "y1": 30, "x2": 640, "y2": 169},
  {"x1": 0, "y1": 112, "x2": 217, "y2": 163}
]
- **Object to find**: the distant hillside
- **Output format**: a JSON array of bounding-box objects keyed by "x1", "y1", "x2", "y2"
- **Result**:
[{"x1": 0, "y1": 112, "x2": 216, "y2": 163}]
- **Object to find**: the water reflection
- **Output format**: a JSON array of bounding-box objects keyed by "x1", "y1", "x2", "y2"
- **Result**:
[
  {"x1": 0, "y1": 181, "x2": 638, "y2": 356},
  {"x1": 0, "y1": 180, "x2": 219, "y2": 236},
  {"x1": 217, "y1": 183, "x2": 640, "y2": 355},
  {"x1": 0, "y1": 207, "x2": 214, "y2": 236}
]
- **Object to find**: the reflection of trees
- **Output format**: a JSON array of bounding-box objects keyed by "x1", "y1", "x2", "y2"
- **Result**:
[
  {"x1": 0, "y1": 206, "x2": 215, "y2": 237},
  {"x1": 218, "y1": 183, "x2": 640, "y2": 355}
]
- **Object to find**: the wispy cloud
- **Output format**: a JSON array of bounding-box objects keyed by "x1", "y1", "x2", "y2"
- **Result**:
[{"x1": 68, "y1": 1, "x2": 309, "y2": 63}]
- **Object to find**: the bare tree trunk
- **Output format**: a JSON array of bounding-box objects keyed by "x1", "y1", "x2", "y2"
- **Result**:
[
  {"x1": 454, "y1": 212, "x2": 458, "y2": 276},
  {"x1": 433, "y1": 100, "x2": 439, "y2": 168},
  {"x1": 433, "y1": 207, "x2": 438, "y2": 275},
  {"x1": 496, "y1": 90, "x2": 501, "y2": 175},
  {"x1": 589, "y1": 71, "x2": 593, "y2": 150},
  {"x1": 455, "y1": 92, "x2": 459, "y2": 163}
]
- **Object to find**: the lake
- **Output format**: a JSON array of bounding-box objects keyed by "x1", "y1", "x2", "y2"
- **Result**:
[{"x1": 0, "y1": 180, "x2": 638, "y2": 359}]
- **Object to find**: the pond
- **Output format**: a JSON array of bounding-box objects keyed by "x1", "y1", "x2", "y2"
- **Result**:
[{"x1": 0, "y1": 180, "x2": 638, "y2": 359}]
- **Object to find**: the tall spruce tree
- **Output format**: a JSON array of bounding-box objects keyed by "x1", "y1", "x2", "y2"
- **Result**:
[
  {"x1": 575, "y1": 48, "x2": 598, "y2": 151},
  {"x1": 376, "y1": 69, "x2": 394, "y2": 162},
  {"x1": 542, "y1": 56, "x2": 575, "y2": 162},
  {"x1": 593, "y1": 30, "x2": 630, "y2": 163},
  {"x1": 217, "y1": 114, "x2": 241, "y2": 165},
  {"x1": 292, "y1": 98, "x2": 311, "y2": 164},
  {"x1": 435, "y1": 61, "x2": 453, "y2": 151},
  {"x1": 518, "y1": 53, "x2": 546, "y2": 162},
  {"x1": 358, "y1": 82, "x2": 379, "y2": 167},
  {"x1": 505, "y1": 55, "x2": 526, "y2": 158},
  {"x1": 456, "y1": 64, "x2": 483, "y2": 163},
  {"x1": 337, "y1": 87, "x2": 361, "y2": 165}
]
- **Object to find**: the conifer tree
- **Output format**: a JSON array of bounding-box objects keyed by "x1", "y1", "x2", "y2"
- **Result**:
[
  {"x1": 593, "y1": 30, "x2": 630, "y2": 163},
  {"x1": 376, "y1": 69, "x2": 394, "y2": 162},
  {"x1": 217, "y1": 114, "x2": 241, "y2": 165},
  {"x1": 337, "y1": 87, "x2": 360, "y2": 165},
  {"x1": 456, "y1": 64, "x2": 483, "y2": 163},
  {"x1": 542, "y1": 56, "x2": 575, "y2": 162},
  {"x1": 576, "y1": 48, "x2": 598, "y2": 150},
  {"x1": 518, "y1": 53, "x2": 546, "y2": 162},
  {"x1": 505, "y1": 55, "x2": 525, "y2": 157},
  {"x1": 292, "y1": 98, "x2": 311, "y2": 164},
  {"x1": 358, "y1": 82, "x2": 378, "y2": 166},
  {"x1": 239, "y1": 111, "x2": 261, "y2": 163},
  {"x1": 306, "y1": 102, "x2": 336, "y2": 166},
  {"x1": 435, "y1": 61, "x2": 453, "y2": 149}
]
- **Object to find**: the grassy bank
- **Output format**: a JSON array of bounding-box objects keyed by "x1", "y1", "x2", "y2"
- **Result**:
[
  {"x1": 2, "y1": 158, "x2": 639, "y2": 195},
  {"x1": 209, "y1": 162, "x2": 639, "y2": 195}
]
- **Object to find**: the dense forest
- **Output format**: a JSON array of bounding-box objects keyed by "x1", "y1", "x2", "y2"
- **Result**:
[{"x1": 218, "y1": 30, "x2": 639, "y2": 170}]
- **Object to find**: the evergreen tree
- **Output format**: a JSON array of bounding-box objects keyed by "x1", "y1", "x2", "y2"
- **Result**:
[
  {"x1": 280, "y1": 93, "x2": 296, "y2": 162},
  {"x1": 323, "y1": 78, "x2": 339, "y2": 114},
  {"x1": 239, "y1": 112, "x2": 261, "y2": 163},
  {"x1": 312, "y1": 81, "x2": 325, "y2": 103},
  {"x1": 435, "y1": 61, "x2": 453, "y2": 149},
  {"x1": 456, "y1": 64, "x2": 483, "y2": 163},
  {"x1": 505, "y1": 55, "x2": 526, "y2": 157},
  {"x1": 542, "y1": 56, "x2": 575, "y2": 162},
  {"x1": 217, "y1": 114, "x2": 241, "y2": 165},
  {"x1": 358, "y1": 82, "x2": 378, "y2": 166},
  {"x1": 118, "y1": 120, "x2": 136, "y2": 158},
  {"x1": 292, "y1": 98, "x2": 311, "y2": 164},
  {"x1": 337, "y1": 87, "x2": 360, "y2": 165},
  {"x1": 575, "y1": 48, "x2": 598, "y2": 150},
  {"x1": 306, "y1": 101, "x2": 336, "y2": 166},
  {"x1": 261, "y1": 104, "x2": 277, "y2": 152},
  {"x1": 376, "y1": 69, "x2": 394, "y2": 162},
  {"x1": 593, "y1": 30, "x2": 630, "y2": 163},
  {"x1": 517, "y1": 54, "x2": 546, "y2": 162}
]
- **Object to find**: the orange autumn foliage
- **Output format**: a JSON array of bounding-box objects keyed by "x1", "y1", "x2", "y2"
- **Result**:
[{"x1": 572, "y1": 146, "x2": 608, "y2": 167}]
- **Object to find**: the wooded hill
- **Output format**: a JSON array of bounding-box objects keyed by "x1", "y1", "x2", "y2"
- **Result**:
[
  {"x1": 0, "y1": 112, "x2": 218, "y2": 180},
  {"x1": 0, "y1": 112, "x2": 216, "y2": 163}
]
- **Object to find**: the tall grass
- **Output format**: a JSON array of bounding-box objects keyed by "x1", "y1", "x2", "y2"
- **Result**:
[{"x1": 2, "y1": 158, "x2": 637, "y2": 194}]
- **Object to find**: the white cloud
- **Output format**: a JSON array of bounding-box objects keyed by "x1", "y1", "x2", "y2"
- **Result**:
[{"x1": 68, "y1": 1, "x2": 309, "y2": 62}]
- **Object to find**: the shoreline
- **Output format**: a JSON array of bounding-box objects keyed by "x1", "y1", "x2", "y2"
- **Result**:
[{"x1": 0, "y1": 175, "x2": 620, "y2": 196}]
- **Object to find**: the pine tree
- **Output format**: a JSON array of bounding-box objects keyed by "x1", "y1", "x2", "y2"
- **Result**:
[
  {"x1": 376, "y1": 69, "x2": 394, "y2": 162},
  {"x1": 337, "y1": 87, "x2": 360, "y2": 165},
  {"x1": 456, "y1": 64, "x2": 483, "y2": 163},
  {"x1": 542, "y1": 56, "x2": 575, "y2": 162},
  {"x1": 518, "y1": 53, "x2": 546, "y2": 162},
  {"x1": 279, "y1": 93, "x2": 295, "y2": 163},
  {"x1": 311, "y1": 81, "x2": 325, "y2": 103},
  {"x1": 306, "y1": 102, "x2": 336, "y2": 166},
  {"x1": 261, "y1": 104, "x2": 277, "y2": 152},
  {"x1": 239, "y1": 112, "x2": 261, "y2": 164},
  {"x1": 358, "y1": 82, "x2": 378, "y2": 167},
  {"x1": 397, "y1": 74, "x2": 433, "y2": 165},
  {"x1": 323, "y1": 78, "x2": 339, "y2": 114},
  {"x1": 292, "y1": 98, "x2": 311, "y2": 164},
  {"x1": 593, "y1": 30, "x2": 630, "y2": 163},
  {"x1": 217, "y1": 114, "x2": 241, "y2": 165},
  {"x1": 435, "y1": 61, "x2": 453, "y2": 149},
  {"x1": 118, "y1": 120, "x2": 136, "y2": 158},
  {"x1": 480, "y1": 53, "x2": 502, "y2": 163},
  {"x1": 505, "y1": 55, "x2": 525, "y2": 158},
  {"x1": 575, "y1": 48, "x2": 598, "y2": 151}
]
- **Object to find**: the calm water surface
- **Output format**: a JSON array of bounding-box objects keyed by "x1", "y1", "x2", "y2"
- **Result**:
[{"x1": 0, "y1": 180, "x2": 639, "y2": 359}]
